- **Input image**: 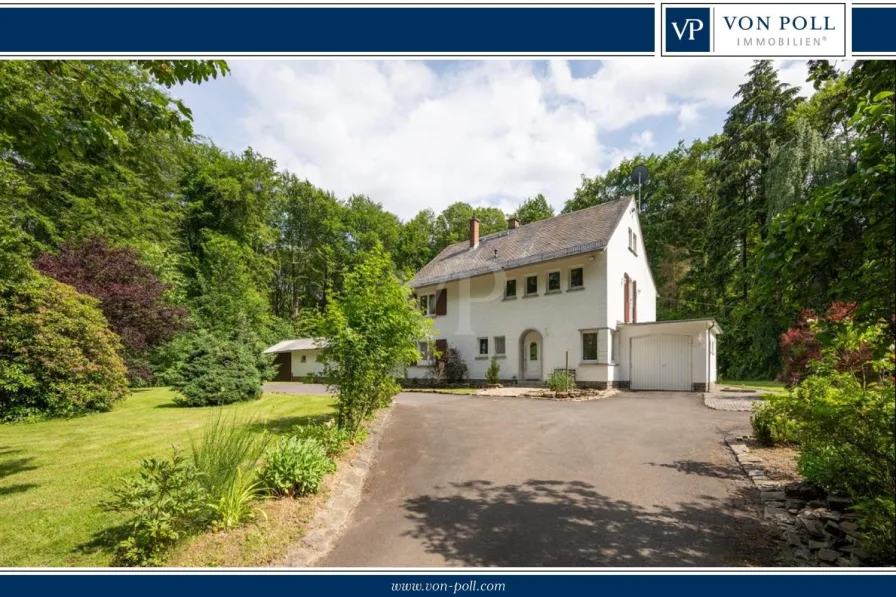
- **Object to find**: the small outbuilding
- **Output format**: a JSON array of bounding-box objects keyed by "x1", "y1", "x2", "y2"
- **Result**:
[{"x1": 263, "y1": 338, "x2": 325, "y2": 381}]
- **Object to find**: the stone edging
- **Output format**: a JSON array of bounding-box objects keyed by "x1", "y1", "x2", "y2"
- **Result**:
[
  {"x1": 281, "y1": 406, "x2": 393, "y2": 567},
  {"x1": 725, "y1": 435, "x2": 869, "y2": 567},
  {"x1": 705, "y1": 394, "x2": 762, "y2": 411}
]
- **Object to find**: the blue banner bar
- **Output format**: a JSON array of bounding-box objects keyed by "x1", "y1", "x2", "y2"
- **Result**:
[
  {"x1": 0, "y1": 6, "x2": 655, "y2": 55},
  {"x1": 0, "y1": 574, "x2": 894, "y2": 595},
  {"x1": 852, "y1": 6, "x2": 896, "y2": 53}
]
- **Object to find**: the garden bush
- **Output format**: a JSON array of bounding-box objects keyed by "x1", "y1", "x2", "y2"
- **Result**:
[
  {"x1": 34, "y1": 237, "x2": 189, "y2": 384},
  {"x1": 436, "y1": 348, "x2": 468, "y2": 384},
  {"x1": 486, "y1": 357, "x2": 501, "y2": 385},
  {"x1": 103, "y1": 449, "x2": 210, "y2": 566},
  {"x1": 0, "y1": 274, "x2": 129, "y2": 421},
  {"x1": 173, "y1": 331, "x2": 267, "y2": 406},
  {"x1": 769, "y1": 313, "x2": 895, "y2": 563},
  {"x1": 293, "y1": 418, "x2": 351, "y2": 458},
  {"x1": 750, "y1": 399, "x2": 800, "y2": 446},
  {"x1": 260, "y1": 437, "x2": 335, "y2": 497},
  {"x1": 546, "y1": 370, "x2": 574, "y2": 393}
]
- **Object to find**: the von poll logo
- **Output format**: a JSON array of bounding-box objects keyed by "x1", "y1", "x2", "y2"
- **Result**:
[
  {"x1": 663, "y1": 3, "x2": 846, "y2": 57},
  {"x1": 666, "y1": 7, "x2": 710, "y2": 52}
]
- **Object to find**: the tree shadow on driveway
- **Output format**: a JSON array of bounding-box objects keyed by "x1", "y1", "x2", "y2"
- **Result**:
[
  {"x1": 403, "y1": 479, "x2": 776, "y2": 567},
  {"x1": 646, "y1": 459, "x2": 746, "y2": 480}
]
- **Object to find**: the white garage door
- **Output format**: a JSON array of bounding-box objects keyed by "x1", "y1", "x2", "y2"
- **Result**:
[{"x1": 631, "y1": 335, "x2": 693, "y2": 391}]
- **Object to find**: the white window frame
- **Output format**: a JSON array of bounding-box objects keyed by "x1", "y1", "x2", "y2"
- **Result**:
[
  {"x1": 580, "y1": 329, "x2": 599, "y2": 363},
  {"x1": 420, "y1": 293, "x2": 436, "y2": 316},
  {"x1": 494, "y1": 336, "x2": 506, "y2": 356},
  {"x1": 477, "y1": 337, "x2": 489, "y2": 356},
  {"x1": 568, "y1": 266, "x2": 584, "y2": 290},
  {"x1": 610, "y1": 329, "x2": 618, "y2": 364},
  {"x1": 417, "y1": 341, "x2": 433, "y2": 364},
  {"x1": 633, "y1": 232, "x2": 638, "y2": 256}
]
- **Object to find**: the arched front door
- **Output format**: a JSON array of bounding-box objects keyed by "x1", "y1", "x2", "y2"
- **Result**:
[{"x1": 521, "y1": 330, "x2": 543, "y2": 381}]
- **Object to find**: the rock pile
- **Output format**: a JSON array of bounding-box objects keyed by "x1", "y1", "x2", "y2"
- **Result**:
[
  {"x1": 763, "y1": 482, "x2": 868, "y2": 566},
  {"x1": 726, "y1": 436, "x2": 869, "y2": 567}
]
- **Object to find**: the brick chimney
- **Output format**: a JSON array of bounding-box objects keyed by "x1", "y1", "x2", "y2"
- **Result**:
[
  {"x1": 469, "y1": 217, "x2": 480, "y2": 248},
  {"x1": 507, "y1": 217, "x2": 521, "y2": 229}
]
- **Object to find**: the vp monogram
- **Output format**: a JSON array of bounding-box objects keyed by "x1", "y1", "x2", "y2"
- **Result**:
[{"x1": 671, "y1": 18, "x2": 705, "y2": 41}]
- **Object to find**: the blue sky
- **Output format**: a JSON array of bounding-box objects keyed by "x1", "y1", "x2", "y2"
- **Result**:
[{"x1": 173, "y1": 59, "x2": 812, "y2": 219}]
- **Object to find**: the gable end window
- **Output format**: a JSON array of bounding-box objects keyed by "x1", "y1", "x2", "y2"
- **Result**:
[
  {"x1": 505, "y1": 279, "x2": 517, "y2": 299},
  {"x1": 526, "y1": 275, "x2": 538, "y2": 296},
  {"x1": 569, "y1": 267, "x2": 584, "y2": 289},
  {"x1": 547, "y1": 272, "x2": 561, "y2": 292},
  {"x1": 478, "y1": 337, "x2": 489, "y2": 356},
  {"x1": 420, "y1": 293, "x2": 436, "y2": 316},
  {"x1": 633, "y1": 233, "x2": 638, "y2": 256}
]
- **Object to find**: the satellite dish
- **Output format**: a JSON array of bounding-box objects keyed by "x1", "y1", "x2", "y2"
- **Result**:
[
  {"x1": 631, "y1": 164, "x2": 649, "y2": 184},
  {"x1": 631, "y1": 165, "x2": 649, "y2": 211}
]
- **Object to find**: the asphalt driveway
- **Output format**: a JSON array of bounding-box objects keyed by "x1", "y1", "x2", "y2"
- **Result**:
[{"x1": 318, "y1": 391, "x2": 773, "y2": 567}]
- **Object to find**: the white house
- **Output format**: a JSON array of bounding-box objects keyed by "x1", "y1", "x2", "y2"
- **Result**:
[
  {"x1": 406, "y1": 196, "x2": 720, "y2": 391},
  {"x1": 263, "y1": 338, "x2": 325, "y2": 381}
]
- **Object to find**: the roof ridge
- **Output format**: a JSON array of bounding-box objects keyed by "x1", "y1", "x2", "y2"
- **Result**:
[{"x1": 443, "y1": 196, "x2": 632, "y2": 250}]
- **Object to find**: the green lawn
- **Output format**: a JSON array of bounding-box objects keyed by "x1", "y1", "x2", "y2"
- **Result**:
[
  {"x1": 719, "y1": 380, "x2": 787, "y2": 395},
  {"x1": 0, "y1": 388, "x2": 334, "y2": 567}
]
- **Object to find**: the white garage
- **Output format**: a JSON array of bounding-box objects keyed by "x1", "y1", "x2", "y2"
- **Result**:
[{"x1": 618, "y1": 319, "x2": 722, "y2": 392}]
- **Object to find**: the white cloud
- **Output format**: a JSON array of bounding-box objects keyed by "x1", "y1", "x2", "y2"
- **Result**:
[{"x1": 226, "y1": 59, "x2": 813, "y2": 219}]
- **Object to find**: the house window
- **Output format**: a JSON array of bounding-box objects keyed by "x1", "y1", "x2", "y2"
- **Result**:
[
  {"x1": 494, "y1": 336, "x2": 506, "y2": 355},
  {"x1": 547, "y1": 271, "x2": 561, "y2": 292},
  {"x1": 569, "y1": 267, "x2": 584, "y2": 289},
  {"x1": 420, "y1": 293, "x2": 436, "y2": 316},
  {"x1": 417, "y1": 341, "x2": 432, "y2": 363},
  {"x1": 526, "y1": 275, "x2": 538, "y2": 296},
  {"x1": 505, "y1": 279, "x2": 517, "y2": 299},
  {"x1": 610, "y1": 330, "x2": 617, "y2": 363},
  {"x1": 582, "y1": 332, "x2": 598, "y2": 362},
  {"x1": 529, "y1": 342, "x2": 538, "y2": 360},
  {"x1": 628, "y1": 227, "x2": 633, "y2": 250},
  {"x1": 301, "y1": 355, "x2": 307, "y2": 363},
  {"x1": 478, "y1": 337, "x2": 489, "y2": 356},
  {"x1": 633, "y1": 233, "x2": 638, "y2": 256}
]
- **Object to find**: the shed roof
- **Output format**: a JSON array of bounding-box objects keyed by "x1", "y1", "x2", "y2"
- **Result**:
[
  {"x1": 409, "y1": 197, "x2": 632, "y2": 288},
  {"x1": 263, "y1": 338, "x2": 324, "y2": 354}
]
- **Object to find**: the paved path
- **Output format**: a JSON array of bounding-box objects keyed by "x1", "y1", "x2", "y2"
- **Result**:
[
  {"x1": 264, "y1": 382, "x2": 331, "y2": 395},
  {"x1": 318, "y1": 392, "x2": 771, "y2": 567}
]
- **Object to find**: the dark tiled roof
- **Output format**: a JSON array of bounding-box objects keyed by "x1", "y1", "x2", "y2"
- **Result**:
[{"x1": 410, "y1": 197, "x2": 632, "y2": 288}]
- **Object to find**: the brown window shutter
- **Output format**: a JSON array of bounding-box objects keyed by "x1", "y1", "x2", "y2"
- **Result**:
[
  {"x1": 434, "y1": 339, "x2": 448, "y2": 359},
  {"x1": 633, "y1": 281, "x2": 637, "y2": 323},
  {"x1": 435, "y1": 289, "x2": 447, "y2": 316},
  {"x1": 623, "y1": 274, "x2": 630, "y2": 324}
]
